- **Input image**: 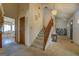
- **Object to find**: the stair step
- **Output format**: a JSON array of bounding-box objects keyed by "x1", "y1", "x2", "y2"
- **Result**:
[
  {"x1": 34, "y1": 39, "x2": 43, "y2": 45},
  {"x1": 38, "y1": 34, "x2": 44, "y2": 37},
  {"x1": 31, "y1": 29, "x2": 44, "y2": 50},
  {"x1": 31, "y1": 43, "x2": 43, "y2": 49},
  {"x1": 39, "y1": 32, "x2": 44, "y2": 34},
  {"x1": 36, "y1": 36, "x2": 44, "y2": 40},
  {"x1": 38, "y1": 33, "x2": 44, "y2": 35}
]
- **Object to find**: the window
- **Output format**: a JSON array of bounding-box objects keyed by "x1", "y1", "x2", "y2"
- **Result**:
[{"x1": 4, "y1": 24, "x2": 11, "y2": 32}]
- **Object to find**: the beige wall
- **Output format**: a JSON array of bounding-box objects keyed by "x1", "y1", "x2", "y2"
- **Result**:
[
  {"x1": 28, "y1": 4, "x2": 43, "y2": 46},
  {"x1": 2, "y1": 3, "x2": 44, "y2": 46},
  {"x1": 18, "y1": 4, "x2": 29, "y2": 46},
  {"x1": 0, "y1": 4, "x2": 2, "y2": 16},
  {"x1": 0, "y1": 4, "x2": 4, "y2": 16},
  {"x1": 18, "y1": 4, "x2": 44, "y2": 46},
  {"x1": 0, "y1": 4, "x2": 4, "y2": 29}
]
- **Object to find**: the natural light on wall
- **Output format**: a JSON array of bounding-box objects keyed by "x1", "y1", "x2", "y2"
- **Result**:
[{"x1": 51, "y1": 10, "x2": 57, "y2": 16}]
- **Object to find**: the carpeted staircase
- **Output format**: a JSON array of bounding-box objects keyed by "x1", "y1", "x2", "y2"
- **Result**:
[{"x1": 31, "y1": 29, "x2": 44, "y2": 50}]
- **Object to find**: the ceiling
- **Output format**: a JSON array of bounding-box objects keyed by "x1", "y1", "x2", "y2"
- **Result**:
[
  {"x1": 2, "y1": 3, "x2": 79, "y2": 20},
  {"x1": 2, "y1": 3, "x2": 18, "y2": 18},
  {"x1": 48, "y1": 3, "x2": 79, "y2": 20},
  {"x1": 2, "y1": 3, "x2": 28, "y2": 18}
]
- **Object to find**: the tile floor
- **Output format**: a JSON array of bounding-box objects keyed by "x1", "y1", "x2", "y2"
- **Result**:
[
  {"x1": 2, "y1": 38, "x2": 14, "y2": 48},
  {"x1": 0, "y1": 36, "x2": 79, "y2": 56}
]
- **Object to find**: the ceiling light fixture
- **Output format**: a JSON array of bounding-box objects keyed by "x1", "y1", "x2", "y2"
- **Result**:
[
  {"x1": 51, "y1": 10, "x2": 57, "y2": 16},
  {"x1": 51, "y1": 3, "x2": 57, "y2": 16}
]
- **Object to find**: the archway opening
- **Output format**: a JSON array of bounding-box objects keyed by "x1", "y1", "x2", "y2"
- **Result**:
[{"x1": 2, "y1": 16, "x2": 15, "y2": 47}]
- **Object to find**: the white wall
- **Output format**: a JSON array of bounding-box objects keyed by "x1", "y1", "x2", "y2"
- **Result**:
[
  {"x1": 68, "y1": 11, "x2": 79, "y2": 45},
  {"x1": 18, "y1": 4, "x2": 30, "y2": 46},
  {"x1": 51, "y1": 15, "x2": 56, "y2": 34},
  {"x1": 43, "y1": 7, "x2": 51, "y2": 27},
  {"x1": 67, "y1": 20, "x2": 71, "y2": 38},
  {"x1": 73, "y1": 11, "x2": 79, "y2": 45}
]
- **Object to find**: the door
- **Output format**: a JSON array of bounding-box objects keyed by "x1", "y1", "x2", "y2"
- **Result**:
[{"x1": 19, "y1": 16, "x2": 25, "y2": 44}]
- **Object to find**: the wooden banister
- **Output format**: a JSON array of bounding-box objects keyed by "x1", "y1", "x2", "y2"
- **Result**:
[{"x1": 43, "y1": 18, "x2": 53, "y2": 50}]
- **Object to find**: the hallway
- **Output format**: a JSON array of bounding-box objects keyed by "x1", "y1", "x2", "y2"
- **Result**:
[
  {"x1": 2, "y1": 16, "x2": 15, "y2": 48},
  {"x1": 0, "y1": 3, "x2": 79, "y2": 56},
  {"x1": 0, "y1": 36, "x2": 79, "y2": 56}
]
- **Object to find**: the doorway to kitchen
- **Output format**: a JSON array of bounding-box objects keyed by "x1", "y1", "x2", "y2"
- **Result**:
[{"x1": 2, "y1": 16, "x2": 15, "y2": 47}]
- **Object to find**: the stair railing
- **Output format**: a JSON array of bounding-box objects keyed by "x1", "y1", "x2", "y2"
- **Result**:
[{"x1": 43, "y1": 18, "x2": 53, "y2": 50}]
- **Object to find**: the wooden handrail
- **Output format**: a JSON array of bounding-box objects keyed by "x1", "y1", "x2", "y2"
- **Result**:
[{"x1": 43, "y1": 18, "x2": 53, "y2": 50}]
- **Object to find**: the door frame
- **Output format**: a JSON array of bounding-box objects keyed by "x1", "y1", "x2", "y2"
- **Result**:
[
  {"x1": 70, "y1": 20, "x2": 73, "y2": 40},
  {"x1": 19, "y1": 16, "x2": 25, "y2": 44},
  {"x1": 0, "y1": 16, "x2": 4, "y2": 48}
]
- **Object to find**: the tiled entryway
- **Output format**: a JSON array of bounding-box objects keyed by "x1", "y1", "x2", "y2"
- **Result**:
[{"x1": 0, "y1": 36, "x2": 79, "y2": 56}]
